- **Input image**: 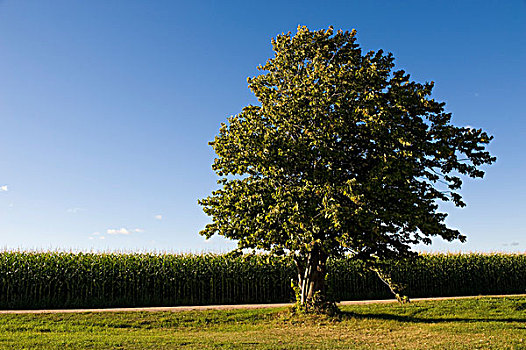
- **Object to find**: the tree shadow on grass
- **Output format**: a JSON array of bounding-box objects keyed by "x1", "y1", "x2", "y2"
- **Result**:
[{"x1": 339, "y1": 311, "x2": 526, "y2": 324}]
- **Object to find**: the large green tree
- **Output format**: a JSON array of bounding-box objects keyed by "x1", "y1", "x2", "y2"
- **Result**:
[{"x1": 199, "y1": 26, "x2": 495, "y2": 311}]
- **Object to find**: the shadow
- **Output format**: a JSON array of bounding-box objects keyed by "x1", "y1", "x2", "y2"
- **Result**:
[{"x1": 338, "y1": 311, "x2": 526, "y2": 324}]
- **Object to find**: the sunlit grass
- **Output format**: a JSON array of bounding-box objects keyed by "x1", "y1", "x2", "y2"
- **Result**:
[{"x1": 1, "y1": 297, "x2": 525, "y2": 349}]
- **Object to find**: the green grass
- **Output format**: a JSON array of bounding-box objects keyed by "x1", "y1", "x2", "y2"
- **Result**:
[{"x1": 1, "y1": 297, "x2": 525, "y2": 349}]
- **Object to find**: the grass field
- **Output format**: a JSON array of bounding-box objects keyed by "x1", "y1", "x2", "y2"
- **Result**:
[{"x1": 1, "y1": 297, "x2": 525, "y2": 349}]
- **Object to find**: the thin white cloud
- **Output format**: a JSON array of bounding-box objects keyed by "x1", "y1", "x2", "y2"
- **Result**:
[
  {"x1": 67, "y1": 208, "x2": 83, "y2": 214},
  {"x1": 89, "y1": 232, "x2": 105, "y2": 240},
  {"x1": 0, "y1": 185, "x2": 8, "y2": 192},
  {"x1": 155, "y1": 214, "x2": 163, "y2": 220},
  {"x1": 107, "y1": 228, "x2": 131, "y2": 235},
  {"x1": 104, "y1": 228, "x2": 143, "y2": 235},
  {"x1": 89, "y1": 232, "x2": 107, "y2": 240}
]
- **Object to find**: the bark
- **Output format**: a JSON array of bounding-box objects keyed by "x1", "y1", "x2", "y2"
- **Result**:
[
  {"x1": 294, "y1": 245, "x2": 329, "y2": 311},
  {"x1": 371, "y1": 267, "x2": 410, "y2": 304}
]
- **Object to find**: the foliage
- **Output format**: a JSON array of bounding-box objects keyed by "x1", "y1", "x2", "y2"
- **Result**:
[
  {"x1": 198, "y1": 25, "x2": 495, "y2": 308},
  {"x1": 0, "y1": 251, "x2": 524, "y2": 309}
]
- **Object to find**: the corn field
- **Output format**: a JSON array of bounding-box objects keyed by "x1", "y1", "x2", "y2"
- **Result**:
[
  {"x1": 327, "y1": 253, "x2": 526, "y2": 301},
  {"x1": 0, "y1": 251, "x2": 524, "y2": 309}
]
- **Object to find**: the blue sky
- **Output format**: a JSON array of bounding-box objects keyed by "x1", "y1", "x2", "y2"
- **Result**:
[{"x1": 0, "y1": 0, "x2": 524, "y2": 253}]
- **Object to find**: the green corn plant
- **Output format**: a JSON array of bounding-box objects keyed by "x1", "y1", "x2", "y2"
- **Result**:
[{"x1": 0, "y1": 251, "x2": 525, "y2": 309}]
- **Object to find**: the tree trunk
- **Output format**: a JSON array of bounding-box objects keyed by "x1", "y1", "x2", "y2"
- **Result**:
[{"x1": 294, "y1": 246, "x2": 329, "y2": 312}]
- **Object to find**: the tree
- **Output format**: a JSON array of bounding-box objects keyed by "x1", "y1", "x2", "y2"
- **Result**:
[{"x1": 198, "y1": 26, "x2": 495, "y2": 312}]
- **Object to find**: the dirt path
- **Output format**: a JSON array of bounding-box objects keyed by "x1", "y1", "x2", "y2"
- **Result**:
[{"x1": 1, "y1": 294, "x2": 525, "y2": 314}]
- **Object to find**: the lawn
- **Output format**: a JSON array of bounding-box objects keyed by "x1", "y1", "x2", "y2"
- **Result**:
[{"x1": 0, "y1": 297, "x2": 525, "y2": 349}]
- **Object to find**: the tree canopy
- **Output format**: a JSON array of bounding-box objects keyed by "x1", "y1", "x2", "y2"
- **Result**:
[{"x1": 199, "y1": 26, "x2": 495, "y2": 310}]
